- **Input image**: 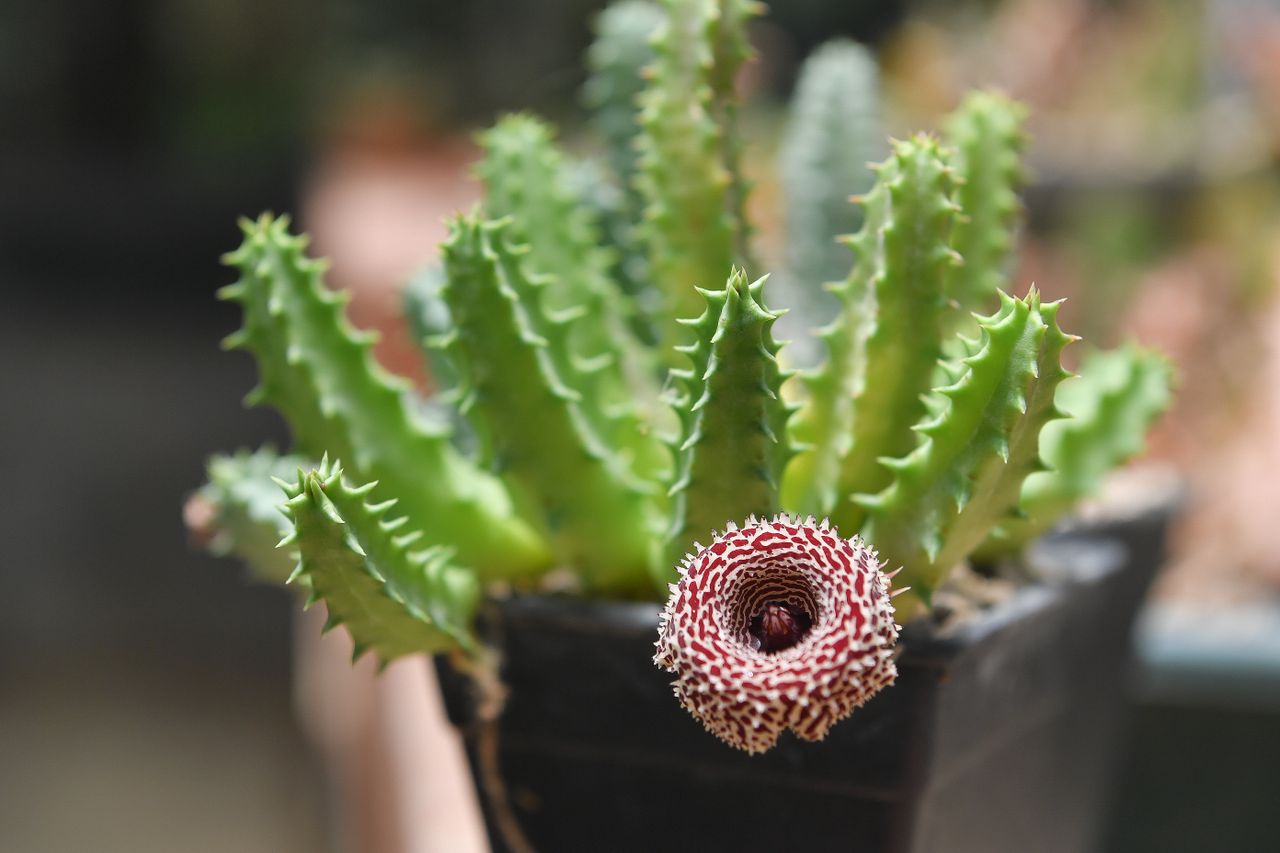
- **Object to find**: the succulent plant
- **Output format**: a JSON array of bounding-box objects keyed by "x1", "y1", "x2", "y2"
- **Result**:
[{"x1": 189, "y1": 0, "x2": 1171, "y2": 750}]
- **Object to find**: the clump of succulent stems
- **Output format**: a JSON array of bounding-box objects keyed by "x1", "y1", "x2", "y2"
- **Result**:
[{"x1": 192, "y1": 0, "x2": 1170, "y2": 663}]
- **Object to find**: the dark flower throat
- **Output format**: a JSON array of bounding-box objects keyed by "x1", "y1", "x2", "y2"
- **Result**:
[{"x1": 749, "y1": 601, "x2": 813, "y2": 653}]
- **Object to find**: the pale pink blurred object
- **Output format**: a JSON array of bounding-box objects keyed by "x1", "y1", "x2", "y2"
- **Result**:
[
  {"x1": 1153, "y1": 253, "x2": 1280, "y2": 601},
  {"x1": 302, "y1": 125, "x2": 479, "y2": 393}
]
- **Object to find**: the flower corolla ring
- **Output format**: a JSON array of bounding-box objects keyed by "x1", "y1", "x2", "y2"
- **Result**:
[{"x1": 655, "y1": 515, "x2": 900, "y2": 753}]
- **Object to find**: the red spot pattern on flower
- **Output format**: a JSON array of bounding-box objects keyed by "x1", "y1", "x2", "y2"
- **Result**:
[{"x1": 655, "y1": 515, "x2": 900, "y2": 754}]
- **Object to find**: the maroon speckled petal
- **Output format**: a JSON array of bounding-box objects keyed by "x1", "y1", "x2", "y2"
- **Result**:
[{"x1": 655, "y1": 515, "x2": 900, "y2": 753}]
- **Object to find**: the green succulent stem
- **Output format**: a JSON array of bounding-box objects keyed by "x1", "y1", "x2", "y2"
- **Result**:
[
  {"x1": 707, "y1": 0, "x2": 760, "y2": 268},
  {"x1": 781, "y1": 171, "x2": 889, "y2": 518},
  {"x1": 585, "y1": 0, "x2": 664, "y2": 208},
  {"x1": 401, "y1": 265, "x2": 461, "y2": 398},
  {"x1": 476, "y1": 114, "x2": 625, "y2": 323},
  {"x1": 664, "y1": 270, "x2": 794, "y2": 579},
  {"x1": 190, "y1": 447, "x2": 306, "y2": 585},
  {"x1": 780, "y1": 39, "x2": 883, "y2": 295},
  {"x1": 859, "y1": 291, "x2": 1074, "y2": 599},
  {"x1": 280, "y1": 457, "x2": 481, "y2": 661},
  {"x1": 438, "y1": 215, "x2": 663, "y2": 596},
  {"x1": 981, "y1": 344, "x2": 1173, "y2": 553},
  {"x1": 582, "y1": 1, "x2": 667, "y2": 330},
  {"x1": 220, "y1": 214, "x2": 551, "y2": 579},
  {"x1": 636, "y1": 0, "x2": 754, "y2": 340},
  {"x1": 943, "y1": 90, "x2": 1027, "y2": 325},
  {"x1": 818, "y1": 135, "x2": 961, "y2": 533},
  {"x1": 476, "y1": 114, "x2": 666, "y2": 478},
  {"x1": 565, "y1": 158, "x2": 665, "y2": 344}
]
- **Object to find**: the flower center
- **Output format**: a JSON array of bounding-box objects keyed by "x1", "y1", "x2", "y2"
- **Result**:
[{"x1": 748, "y1": 601, "x2": 813, "y2": 653}]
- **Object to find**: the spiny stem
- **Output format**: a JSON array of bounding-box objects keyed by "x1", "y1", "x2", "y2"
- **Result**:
[
  {"x1": 280, "y1": 457, "x2": 482, "y2": 662},
  {"x1": 438, "y1": 215, "x2": 663, "y2": 596},
  {"x1": 859, "y1": 291, "x2": 1074, "y2": 599},
  {"x1": 220, "y1": 214, "x2": 551, "y2": 579},
  {"x1": 943, "y1": 90, "x2": 1027, "y2": 327},
  {"x1": 636, "y1": 0, "x2": 755, "y2": 342},
  {"x1": 981, "y1": 344, "x2": 1173, "y2": 554},
  {"x1": 664, "y1": 269, "x2": 794, "y2": 580},
  {"x1": 823, "y1": 136, "x2": 962, "y2": 533},
  {"x1": 476, "y1": 114, "x2": 666, "y2": 479}
]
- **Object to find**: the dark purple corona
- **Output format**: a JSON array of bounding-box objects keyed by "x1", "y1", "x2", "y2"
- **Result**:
[{"x1": 750, "y1": 601, "x2": 812, "y2": 653}]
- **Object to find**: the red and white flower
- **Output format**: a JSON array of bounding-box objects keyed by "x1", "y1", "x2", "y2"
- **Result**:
[{"x1": 655, "y1": 515, "x2": 901, "y2": 753}]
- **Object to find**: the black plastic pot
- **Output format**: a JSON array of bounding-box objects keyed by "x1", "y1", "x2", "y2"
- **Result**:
[{"x1": 435, "y1": 505, "x2": 1170, "y2": 853}]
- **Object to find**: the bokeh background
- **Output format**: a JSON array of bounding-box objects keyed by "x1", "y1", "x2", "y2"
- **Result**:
[{"x1": 3, "y1": 0, "x2": 1280, "y2": 851}]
